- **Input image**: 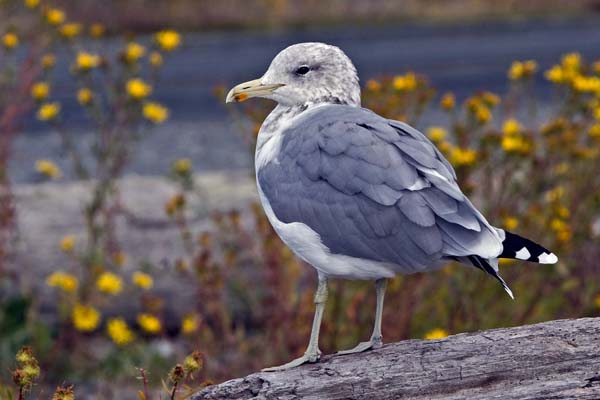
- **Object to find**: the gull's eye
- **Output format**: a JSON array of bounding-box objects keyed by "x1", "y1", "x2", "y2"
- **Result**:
[{"x1": 295, "y1": 65, "x2": 310, "y2": 75}]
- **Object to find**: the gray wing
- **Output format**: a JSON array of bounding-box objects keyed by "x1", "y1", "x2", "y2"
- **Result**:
[{"x1": 257, "y1": 104, "x2": 502, "y2": 272}]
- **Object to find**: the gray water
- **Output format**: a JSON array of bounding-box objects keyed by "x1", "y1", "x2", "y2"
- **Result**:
[{"x1": 10, "y1": 18, "x2": 600, "y2": 182}]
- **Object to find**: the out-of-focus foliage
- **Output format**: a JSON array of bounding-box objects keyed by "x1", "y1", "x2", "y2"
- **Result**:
[
  {"x1": 9, "y1": 0, "x2": 595, "y2": 32},
  {"x1": 0, "y1": 1, "x2": 213, "y2": 398}
]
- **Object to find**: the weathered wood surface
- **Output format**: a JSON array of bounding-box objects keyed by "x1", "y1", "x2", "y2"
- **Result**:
[{"x1": 192, "y1": 317, "x2": 600, "y2": 399}]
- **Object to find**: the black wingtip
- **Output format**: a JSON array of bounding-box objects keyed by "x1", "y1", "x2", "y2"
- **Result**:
[{"x1": 499, "y1": 231, "x2": 558, "y2": 264}]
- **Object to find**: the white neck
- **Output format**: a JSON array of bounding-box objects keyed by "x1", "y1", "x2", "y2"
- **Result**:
[{"x1": 255, "y1": 104, "x2": 309, "y2": 171}]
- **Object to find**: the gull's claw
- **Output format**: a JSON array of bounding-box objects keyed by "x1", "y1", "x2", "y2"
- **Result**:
[
  {"x1": 261, "y1": 349, "x2": 322, "y2": 372},
  {"x1": 336, "y1": 336, "x2": 382, "y2": 355}
]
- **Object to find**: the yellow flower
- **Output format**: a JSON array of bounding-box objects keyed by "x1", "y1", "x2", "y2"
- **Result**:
[
  {"x1": 181, "y1": 314, "x2": 199, "y2": 334},
  {"x1": 75, "y1": 51, "x2": 100, "y2": 71},
  {"x1": 523, "y1": 60, "x2": 538, "y2": 75},
  {"x1": 556, "y1": 206, "x2": 570, "y2": 219},
  {"x1": 126, "y1": 78, "x2": 152, "y2": 100},
  {"x1": 77, "y1": 88, "x2": 93, "y2": 106},
  {"x1": 550, "y1": 218, "x2": 568, "y2": 232},
  {"x1": 143, "y1": 101, "x2": 168, "y2": 123},
  {"x1": 106, "y1": 318, "x2": 135, "y2": 345},
  {"x1": 123, "y1": 42, "x2": 146, "y2": 63},
  {"x1": 501, "y1": 119, "x2": 530, "y2": 154},
  {"x1": 440, "y1": 92, "x2": 455, "y2": 110},
  {"x1": 475, "y1": 105, "x2": 492, "y2": 124},
  {"x1": 508, "y1": 60, "x2": 537, "y2": 80},
  {"x1": 35, "y1": 159, "x2": 62, "y2": 179},
  {"x1": 574, "y1": 146, "x2": 599, "y2": 159},
  {"x1": 573, "y1": 75, "x2": 600, "y2": 93},
  {"x1": 45, "y1": 8, "x2": 65, "y2": 26},
  {"x1": 366, "y1": 79, "x2": 381, "y2": 92},
  {"x1": 481, "y1": 91, "x2": 500, "y2": 107},
  {"x1": 502, "y1": 118, "x2": 522, "y2": 136},
  {"x1": 595, "y1": 107, "x2": 600, "y2": 121},
  {"x1": 15, "y1": 347, "x2": 36, "y2": 365},
  {"x1": 46, "y1": 271, "x2": 78, "y2": 293},
  {"x1": 154, "y1": 30, "x2": 181, "y2": 52},
  {"x1": 15, "y1": 355, "x2": 41, "y2": 385},
  {"x1": 574, "y1": 76, "x2": 590, "y2": 92},
  {"x1": 89, "y1": 23, "x2": 105, "y2": 38},
  {"x1": 2, "y1": 33, "x2": 19, "y2": 49},
  {"x1": 72, "y1": 304, "x2": 100, "y2": 332},
  {"x1": 42, "y1": 54, "x2": 56, "y2": 69},
  {"x1": 132, "y1": 271, "x2": 153, "y2": 290},
  {"x1": 557, "y1": 229, "x2": 572, "y2": 243},
  {"x1": 427, "y1": 126, "x2": 447, "y2": 142},
  {"x1": 393, "y1": 73, "x2": 417, "y2": 91},
  {"x1": 437, "y1": 141, "x2": 452, "y2": 154},
  {"x1": 149, "y1": 51, "x2": 163, "y2": 67},
  {"x1": 137, "y1": 313, "x2": 161, "y2": 334},
  {"x1": 545, "y1": 65, "x2": 564, "y2": 83},
  {"x1": 424, "y1": 328, "x2": 449, "y2": 340},
  {"x1": 19, "y1": 364, "x2": 41, "y2": 385},
  {"x1": 173, "y1": 158, "x2": 192, "y2": 174},
  {"x1": 449, "y1": 147, "x2": 477, "y2": 167},
  {"x1": 562, "y1": 52, "x2": 581, "y2": 70},
  {"x1": 594, "y1": 294, "x2": 600, "y2": 309},
  {"x1": 31, "y1": 82, "x2": 50, "y2": 100},
  {"x1": 589, "y1": 124, "x2": 600, "y2": 138},
  {"x1": 545, "y1": 186, "x2": 564, "y2": 202},
  {"x1": 503, "y1": 216, "x2": 519, "y2": 230},
  {"x1": 96, "y1": 272, "x2": 123, "y2": 295},
  {"x1": 37, "y1": 102, "x2": 60, "y2": 121},
  {"x1": 24, "y1": 0, "x2": 39, "y2": 8},
  {"x1": 508, "y1": 61, "x2": 524, "y2": 80},
  {"x1": 183, "y1": 352, "x2": 203, "y2": 374},
  {"x1": 60, "y1": 235, "x2": 75, "y2": 252},
  {"x1": 501, "y1": 135, "x2": 530, "y2": 154},
  {"x1": 59, "y1": 23, "x2": 81, "y2": 38}
]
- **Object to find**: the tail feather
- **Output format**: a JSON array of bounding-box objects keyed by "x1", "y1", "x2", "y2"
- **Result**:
[
  {"x1": 468, "y1": 255, "x2": 514, "y2": 299},
  {"x1": 499, "y1": 230, "x2": 558, "y2": 264},
  {"x1": 446, "y1": 230, "x2": 556, "y2": 299}
]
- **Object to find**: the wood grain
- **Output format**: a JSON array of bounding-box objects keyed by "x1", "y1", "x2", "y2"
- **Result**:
[{"x1": 192, "y1": 317, "x2": 600, "y2": 399}]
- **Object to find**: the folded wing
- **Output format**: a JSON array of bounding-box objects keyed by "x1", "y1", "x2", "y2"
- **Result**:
[{"x1": 257, "y1": 104, "x2": 503, "y2": 273}]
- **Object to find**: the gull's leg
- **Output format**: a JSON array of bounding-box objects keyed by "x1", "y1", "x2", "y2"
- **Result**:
[
  {"x1": 262, "y1": 275, "x2": 328, "y2": 372},
  {"x1": 337, "y1": 278, "x2": 387, "y2": 355}
]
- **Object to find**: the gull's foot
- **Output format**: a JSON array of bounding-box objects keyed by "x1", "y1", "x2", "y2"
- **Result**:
[
  {"x1": 261, "y1": 350, "x2": 322, "y2": 372},
  {"x1": 336, "y1": 336, "x2": 383, "y2": 355}
]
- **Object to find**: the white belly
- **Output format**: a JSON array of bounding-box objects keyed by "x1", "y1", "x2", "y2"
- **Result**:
[{"x1": 256, "y1": 182, "x2": 398, "y2": 280}]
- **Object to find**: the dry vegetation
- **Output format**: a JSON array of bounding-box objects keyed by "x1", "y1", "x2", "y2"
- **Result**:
[{"x1": 4, "y1": 0, "x2": 600, "y2": 32}]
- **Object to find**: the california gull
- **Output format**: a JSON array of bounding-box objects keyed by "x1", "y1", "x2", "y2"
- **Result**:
[{"x1": 225, "y1": 42, "x2": 558, "y2": 371}]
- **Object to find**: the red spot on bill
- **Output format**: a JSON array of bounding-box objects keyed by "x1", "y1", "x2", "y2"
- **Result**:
[{"x1": 235, "y1": 93, "x2": 248, "y2": 102}]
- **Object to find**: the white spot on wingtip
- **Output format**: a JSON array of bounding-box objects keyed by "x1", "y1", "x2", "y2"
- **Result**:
[
  {"x1": 538, "y1": 252, "x2": 558, "y2": 264},
  {"x1": 504, "y1": 285, "x2": 515, "y2": 300},
  {"x1": 515, "y1": 247, "x2": 531, "y2": 260}
]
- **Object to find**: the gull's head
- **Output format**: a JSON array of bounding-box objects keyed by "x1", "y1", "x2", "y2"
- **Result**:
[{"x1": 226, "y1": 42, "x2": 360, "y2": 107}]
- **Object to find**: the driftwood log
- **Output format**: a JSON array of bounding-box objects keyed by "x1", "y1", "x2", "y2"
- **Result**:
[{"x1": 192, "y1": 317, "x2": 600, "y2": 399}]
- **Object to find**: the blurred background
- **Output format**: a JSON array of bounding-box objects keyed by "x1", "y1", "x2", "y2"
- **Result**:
[{"x1": 1, "y1": 0, "x2": 600, "y2": 398}]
